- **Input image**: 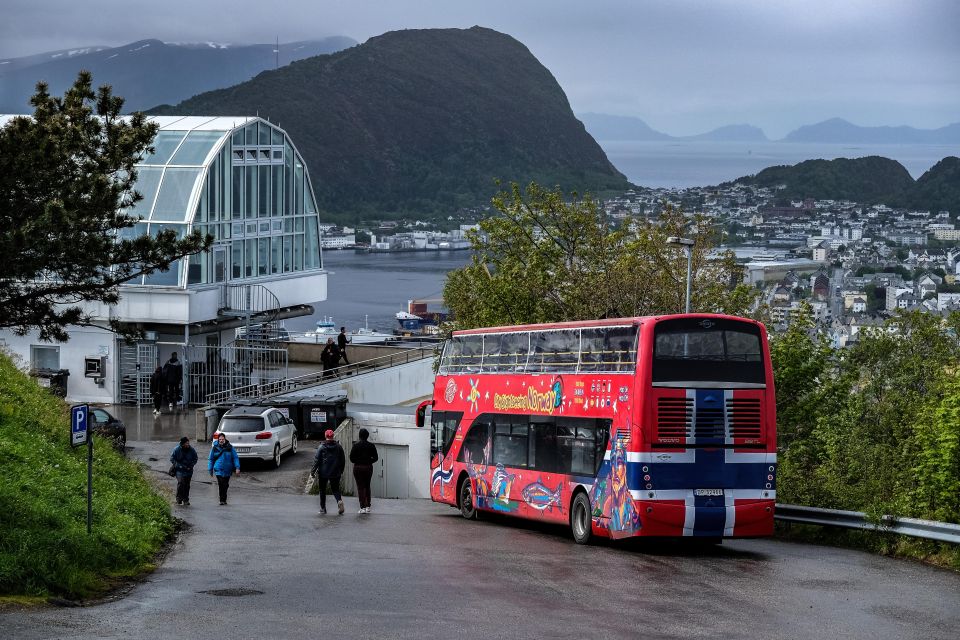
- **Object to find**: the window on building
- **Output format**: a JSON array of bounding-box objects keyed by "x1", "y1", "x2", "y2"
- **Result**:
[{"x1": 30, "y1": 345, "x2": 60, "y2": 370}]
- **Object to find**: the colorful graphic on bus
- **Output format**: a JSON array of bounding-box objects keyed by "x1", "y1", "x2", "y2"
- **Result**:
[{"x1": 427, "y1": 315, "x2": 777, "y2": 543}]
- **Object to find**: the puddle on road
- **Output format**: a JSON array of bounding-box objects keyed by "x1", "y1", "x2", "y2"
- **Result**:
[{"x1": 198, "y1": 588, "x2": 264, "y2": 597}]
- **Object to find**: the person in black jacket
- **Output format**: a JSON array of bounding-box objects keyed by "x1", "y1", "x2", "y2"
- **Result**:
[
  {"x1": 349, "y1": 428, "x2": 378, "y2": 514},
  {"x1": 320, "y1": 339, "x2": 340, "y2": 380},
  {"x1": 312, "y1": 429, "x2": 345, "y2": 515},
  {"x1": 337, "y1": 327, "x2": 350, "y2": 365},
  {"x1": 150, "y1": 366, "x2": 165, "y2": 415},
  {"x1": 170, "y1": 437, "x2": 199, "y2": 506},
  {"x1": 162, "y1": 353, "x2": 183, "y2": 410}
]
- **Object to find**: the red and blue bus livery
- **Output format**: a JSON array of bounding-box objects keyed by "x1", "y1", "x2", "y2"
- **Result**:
[{"x1": 425, "y1": 314, "x2": 776, "y2": 544}]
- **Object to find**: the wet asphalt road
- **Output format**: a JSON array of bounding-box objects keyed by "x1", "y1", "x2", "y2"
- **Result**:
[{"x1": 3, "y1": 436, "x2": 960, "y2": 639}]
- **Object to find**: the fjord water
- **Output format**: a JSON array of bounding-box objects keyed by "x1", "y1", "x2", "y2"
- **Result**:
[
  {"x1": 600, "y1": 139, "x2": 955, "y2": 188},
  {"x1": 288, "y1": 250, "x2": 472, "y2": 334}
]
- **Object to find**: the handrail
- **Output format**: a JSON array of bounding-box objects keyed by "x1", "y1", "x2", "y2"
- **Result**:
[
  {"x1": 205, "y1": 347, "x2": 435, "y2": 405},
  {"x1": 775, "y1": 504, "x2": 960, "y2": 544}
]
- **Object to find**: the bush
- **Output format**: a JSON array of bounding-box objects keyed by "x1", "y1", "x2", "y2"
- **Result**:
[{"x1": 0, "y1": 352, "x2": 174, "y2": 598}]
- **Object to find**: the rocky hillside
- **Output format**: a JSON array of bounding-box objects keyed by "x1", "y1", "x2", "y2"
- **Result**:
[{"x1": 726, "y1": 155, "x2": 960, "y2": 215}]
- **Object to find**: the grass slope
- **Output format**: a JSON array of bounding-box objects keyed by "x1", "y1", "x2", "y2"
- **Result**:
[{"x1": 0, "y1": 352, "x2": 174, "y2": 599}]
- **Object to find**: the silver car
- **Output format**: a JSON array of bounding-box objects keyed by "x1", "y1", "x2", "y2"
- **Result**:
[{"x1": 215, "y1": 406, "x2": 298, "y2": 468}]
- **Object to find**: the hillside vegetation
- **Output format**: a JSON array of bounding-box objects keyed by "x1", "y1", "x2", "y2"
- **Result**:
[
  {"x1": 773, "y1": 310, "x2": 960, "y2": 566},
  {"x1": 728, "y1": 155, "x2": 960, "y2": 215},
  {"x1": 0, "y1": 352, "x2": 174, "y2": 599},
  {"x1": 149, "y1": 27, "x2": 629, "y2": 218}
]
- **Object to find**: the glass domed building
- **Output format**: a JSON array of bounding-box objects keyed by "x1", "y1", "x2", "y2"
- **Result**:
[{"x1": 0, "y1": 115, "x2": 328, "y2": 405}]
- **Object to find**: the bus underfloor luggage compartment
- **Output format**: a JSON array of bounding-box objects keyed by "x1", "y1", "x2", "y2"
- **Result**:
[{"x1": 637, "y1": 499, "x2": 775, "y2": 537}]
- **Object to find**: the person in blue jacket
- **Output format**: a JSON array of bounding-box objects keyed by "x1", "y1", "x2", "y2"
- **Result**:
[
  {"x1": 209, "y1": 433, "x2": 241, "y2": 505},
  {"x1": 170, "y1": 436, "x2": 199, "y2": 506}
]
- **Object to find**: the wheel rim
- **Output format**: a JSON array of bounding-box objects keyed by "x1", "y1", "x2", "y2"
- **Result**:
[
  {"x1": 573, "y1": 500, "x2": 588, "y2": 539},
  {"x1": 274, "y1": 445, "x2": 281, "y2": 467},
  {"x1": 461, "y1": 482, "x2": 474, "y2": 517},
  {"x1": 291, "y1": 434, "x2": 297, "y2": 453}
]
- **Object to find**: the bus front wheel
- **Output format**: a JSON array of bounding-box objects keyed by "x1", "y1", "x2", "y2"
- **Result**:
[
  {"x1": 459, "y1": 479, "x2": 477, "y2": 520},
  {"x1": 570, "y1": 492, "x2": 592, "y2": 544}
]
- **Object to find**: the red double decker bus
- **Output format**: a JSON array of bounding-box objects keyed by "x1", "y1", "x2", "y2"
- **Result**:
[{"x1": 424, "y1": 314, "x2": 776, "y2": 544}]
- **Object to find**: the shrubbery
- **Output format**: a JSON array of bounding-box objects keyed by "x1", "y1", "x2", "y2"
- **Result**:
[
  {"x1": 771, "y1": 309, "x2": 960, "y2": 561},
  {"x1": 0, "y1": 352, "x2": 174, "y2": 598}
]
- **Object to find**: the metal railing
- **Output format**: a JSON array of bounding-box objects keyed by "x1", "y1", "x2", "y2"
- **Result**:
[
  {"x1": 219, "y1": 283, "x2": 281, "y2": 321},
  {"x1": 205, "y1": 347, "x2": 434, "y2": 405},
  {"x1": 775, "y1": 504, "x2": 960, "y2": 544}
]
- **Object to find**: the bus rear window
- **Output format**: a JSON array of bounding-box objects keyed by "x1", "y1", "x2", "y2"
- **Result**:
[{"x1": 652, "y1": 318, "x2": 765, "y2": 385}]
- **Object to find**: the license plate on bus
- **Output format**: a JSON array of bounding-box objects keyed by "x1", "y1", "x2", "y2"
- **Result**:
[
  {"x1": 235, "y1": 447, "x2": 251, "y2": 453},
  {"x1": 694, "y1": 489, "x2": 724, "y2": 497}
]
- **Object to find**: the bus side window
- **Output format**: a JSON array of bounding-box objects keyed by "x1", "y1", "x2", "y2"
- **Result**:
[
  {"x1": 493, "y1": 416, "x2": 528, "y2": 468},
  {"x1": 431, "y1": 411, "x2": 462, "y2": 458},
  {"x1": 458, "y1": 419, "x2": 491, "y2": 465},
  {"x1": 594, "y1": 420, "x2": 611, "y2": 475},
  {"x1": 529, "y1": 417, "x2": 557, "y2": 473}
]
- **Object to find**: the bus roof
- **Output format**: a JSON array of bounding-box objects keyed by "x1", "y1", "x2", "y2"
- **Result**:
[{"x1": 452, "y1": 313, "x2": 762, "y2": 336}]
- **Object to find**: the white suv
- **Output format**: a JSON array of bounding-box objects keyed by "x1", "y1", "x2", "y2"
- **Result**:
[{"x1": 215, "y1": 406, "x2": 298, "y2": 468}]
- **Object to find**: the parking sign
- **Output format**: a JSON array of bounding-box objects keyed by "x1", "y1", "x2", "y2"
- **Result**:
[{"x1": 71, "y1": 404, "x2": 88, "y2": 447}]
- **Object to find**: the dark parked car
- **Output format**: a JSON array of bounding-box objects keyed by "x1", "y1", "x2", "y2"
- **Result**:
[{"x1": 90, "y1": 407, "x2": 126, "y2": 451}]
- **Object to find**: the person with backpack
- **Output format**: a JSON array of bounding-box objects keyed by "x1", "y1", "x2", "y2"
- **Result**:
[
  {"x1": 321, "y1": 338, "x2": 340, "y2": 380},
  {"x1": 163, "y1": 352, "x2": 183, "y2": 410},
  {"x1": 150, "y1": 366, "x2": 165, "y2": 415},
  {"x1": 349, "y1": 428, "x2": 378, "y2": 514},
  {"x1": 170, "y1": 436, "x2": 199, "y2": 506},
  {"x1": 209, "y1": 433, "x2": 241, "y2": 505},
  {"x1": 312, "y1": 429, "x2": 345, "y2": 515}
]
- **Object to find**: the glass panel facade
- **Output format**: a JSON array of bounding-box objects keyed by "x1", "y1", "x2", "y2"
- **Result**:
[
  {"x1": 142, "y1": 131, "x2": 186, "y2": 164},
  {"x1": 169, "y1": 131, "x2": 226, "y2": 165},
  {"x1": 143, "y1": 224, "x2": 185, "y2": 285},
  {"x1": 131, "y1": 120, "x2": 323, "y2": 288},
  {"x1": 152, "y1": 168, "x2": 201, "y2": 221},
  {"x1": 127, "y1": 167, "x2": 163, "y2": 219}
]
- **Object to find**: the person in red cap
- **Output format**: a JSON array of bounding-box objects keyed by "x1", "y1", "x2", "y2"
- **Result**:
[{"x1": 311, "y1": 429, "x2": 345, "y2": 514}]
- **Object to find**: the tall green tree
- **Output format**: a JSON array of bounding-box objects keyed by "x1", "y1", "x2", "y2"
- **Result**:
[
  {"x1": 443, "y1": 182, "x2": 756, "y2": 329},
  {"x1": 0, "y1": 72, "x2": 211, "y2": 341}
]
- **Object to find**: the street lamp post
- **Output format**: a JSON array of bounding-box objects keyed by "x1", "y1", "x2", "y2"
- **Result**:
[{"x1": 666, "y1": 236, "x2": 695, "y2": 313}]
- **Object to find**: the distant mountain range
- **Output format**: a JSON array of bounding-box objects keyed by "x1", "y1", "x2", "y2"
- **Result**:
[
  {"x1": 580, "y1": 113, "x2": 960, "y2": 145},
  {"x1": 149, "y1": 27, "x2": 629, "y2": 218},
  {"x1": 579, "y1": 113, "x2": 768, "y2": 142},
  {"x1": 782, "y1": 118, "x2": 960, "y2": 144},
  {"x1": 724, "y1": 155, "x2": 960, "y2": 215},
  {"x1": 0, "y1": 37, "x2": 356, "y2": 113}
]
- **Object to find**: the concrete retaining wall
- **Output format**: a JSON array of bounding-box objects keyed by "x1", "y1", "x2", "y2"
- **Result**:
[{"x1": 285, "y1": 357, "x2": 434, "y2": 405}]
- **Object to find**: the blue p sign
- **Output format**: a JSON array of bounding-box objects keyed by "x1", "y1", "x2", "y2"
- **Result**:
[{"x1": 71, "y1": 405, "x2": 88, "y2": 447}]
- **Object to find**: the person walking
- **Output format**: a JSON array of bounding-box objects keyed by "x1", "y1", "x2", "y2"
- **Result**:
[
  {"x1": 170, "y1": 436, "x2": 199, "y2": 506},
  {"x1": 349, "y1": 428, "x2": 378, "y2": 514},
  {"x1": 337, "y1": 327, "x2": 350, "y2": 365},
  {"x1": 321, "y1": 338, "x2": 340, "y2": 380},
  {"x1": 163, "y1": 352, "x2": 183, "y2": 410},
  {"x1": 209, "y1": 433, "x2": 241, "y2": 505},
  {"x1": 150, "y1": 365, "x2": 165, "y2": 415},
  {"x1": 312, "y1": 429, "x2": 345, "y2": 515}
]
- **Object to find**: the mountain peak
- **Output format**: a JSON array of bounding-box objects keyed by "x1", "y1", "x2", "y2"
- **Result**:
[{"x1": 150, "y1": 27, "x2": 629, "y2": 216}]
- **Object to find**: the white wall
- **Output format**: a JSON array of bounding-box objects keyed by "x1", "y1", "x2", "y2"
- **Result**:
[
  {"x1": 347, "y1": 406, "x2": 431, "y2": 499},
  {"x1": 0, "y1": 325, "x2": 116, "y2": 404}
]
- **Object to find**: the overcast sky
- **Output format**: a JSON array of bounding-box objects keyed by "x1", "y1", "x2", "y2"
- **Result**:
[{"x1": 2, "y1": 0, "x2": 957, "y2": 138}]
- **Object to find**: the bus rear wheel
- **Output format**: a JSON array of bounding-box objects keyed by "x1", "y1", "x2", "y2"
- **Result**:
[
  {"x1": 570, "y1": 492, "x2": 592, "y2": 544},
  {"x1": 459, "y1": 479, "x2": 477, "y2": 520}
]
